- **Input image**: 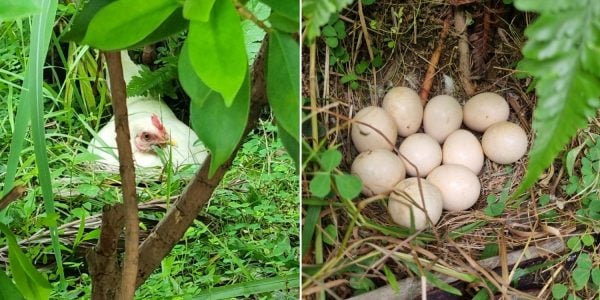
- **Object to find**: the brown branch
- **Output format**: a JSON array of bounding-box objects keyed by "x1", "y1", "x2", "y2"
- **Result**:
[
  {"x1": 104, "y1": 51, "x2": 139, "y2": 300},
  {"x1": 87, "y1": 204, "x2": 124, "y2": 300},
  {"x1": 454, "y1": 7, "x2": 476, "y2": 96},
  {"x1": 135, "y1": 41, "x2": 269, "y2": 286},
  {"x1": 419, "y1": 16, "x2": 451, "y2": 103},
  {"x1": 0, "y1": 185, "x2": 26, "y2": 211}
]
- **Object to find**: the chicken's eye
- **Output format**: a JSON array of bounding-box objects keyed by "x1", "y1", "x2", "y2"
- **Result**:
[{"x1": 142, "y1": 133, "x2": 151, "y2": 142}]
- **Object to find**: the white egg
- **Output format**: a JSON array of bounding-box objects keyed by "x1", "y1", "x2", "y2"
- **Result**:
[
  {"x1": 463, "y1": 92, "x2": 509, "y2": 132},
  {"x1": 427, "y1": 164, "x2": 481, "y2": 211},
  {"x1": 442, "y1": 129, "x2": 484, "y2": 174},
  {"x1": 388, "y1": 178, "x2": 443, "y2": 230},
  {"x1": 423, "y1": 95, "x2": 463, "y2": 143},
  {"x1": 482, "y1": 121, "x2": 528, "y2": 164},
  {"x1": 398, "y1": 133, "x2": 442, "y2": 177},
  {"x1": 351, "y1": 149, "x2": 406, "y2": 196},
  {"x1": 351, "y1": 106, "x2": 398, "y2": 152},
  {"x1": 382, "y1": 87, "x2": 423, "y2": 137}
]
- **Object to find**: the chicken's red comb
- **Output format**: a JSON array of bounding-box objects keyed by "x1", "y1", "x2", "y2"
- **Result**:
[{"x1": 151, "y1": 114, "x2": 166, "y2": 133}]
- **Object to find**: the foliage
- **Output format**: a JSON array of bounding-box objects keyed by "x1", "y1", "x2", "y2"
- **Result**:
[
  {"x1": 514, "y1": 0, "x2": 600, "y2": 194},
  {"x1": 127, "y1": 60, "x2": 178, "y2": 99},
  {"x1": 302, "y1": 0, "x2": 354, "y2": 43}
]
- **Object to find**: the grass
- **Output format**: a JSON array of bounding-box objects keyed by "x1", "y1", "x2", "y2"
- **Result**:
[{"x1": 0, "y1": 3, "x2": 299, "y2": 298}]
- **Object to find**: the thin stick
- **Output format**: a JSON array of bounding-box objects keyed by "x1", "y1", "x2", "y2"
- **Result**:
[
  {"x1": 419, "y1": 17, "x2": 450, "y2": 103},
  {"x1": 454, "y1": 7, "x2": 476, "y2": 96},
  {"x1": 104, "y1": 51, "x2": 138, "y2": 300},
  {"x1": 0, "y1": 185, "x2": 26, "y2": 211}
]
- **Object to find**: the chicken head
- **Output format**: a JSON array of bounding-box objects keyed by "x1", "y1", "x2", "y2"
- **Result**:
[{"x1": 133, "y1": 114, "x2": 170, "y2": 152}]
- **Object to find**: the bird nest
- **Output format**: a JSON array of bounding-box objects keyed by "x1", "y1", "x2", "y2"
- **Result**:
[{"x1": 302, "y1": 1, "x2": 590, "y2": 299}]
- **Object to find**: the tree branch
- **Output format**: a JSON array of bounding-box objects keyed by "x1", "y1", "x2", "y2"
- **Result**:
[
  {"x1": 135, "y1": 41, "x2": 269, "y2": 286},
  {"x1": 104, "y1": 51, "x2": 139, "y2": 300}
]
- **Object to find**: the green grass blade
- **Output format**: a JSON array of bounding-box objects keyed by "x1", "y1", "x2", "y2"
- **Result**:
[
  {"x1": 301, "y1": 204, "x2": 321, "y2": 256},
  {"x1": 25, "y1": 0, "x2": 64, "y2": 287},
  {"x1": 191, "y1": 273, "x2": 299, "y2": 299}
]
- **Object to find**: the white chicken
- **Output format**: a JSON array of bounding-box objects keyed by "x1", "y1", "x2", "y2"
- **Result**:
[{"x1": 88, "y1": 51, "x2": 208, "y2": 171}]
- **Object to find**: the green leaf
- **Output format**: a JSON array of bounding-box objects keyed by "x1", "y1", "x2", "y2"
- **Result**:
[
  {"x1": 333, "y1": 174, "x2": 362, "y2": 200},
  {"x1": 0, "y1": 271, "x2": 24, "y2": 300},
  {"x1": 184, "y1": 42, "x2": 250, "y2": 177},
  {"x1": 591, "y1": 268, "x2": 600, "y2": 286},
  {"x1": 267, "y1": 32, "x2": 299, "y2": 144},
  {"x1": 187, "y1": 0, "x2": 247, "y2": 105},
  {"x1": 572, "y1": 267, "x2": 590, "y2": 291},
  {"x1": 82, "y1": 0, "x2": 178, "y2": 50},
  {"x1": 514, "y1": 0, "x2": 600, "y2": 195},
  {"x1": 567, "y1": 236, "x2": 581, "y2": 251},
  {"x1": 310, "y1": 173, "x2": 331, "y2": 198},
  {"x1": 302, "y1": 0, "x2": 354, "y2": 43},
  {"x1": 349, "y1": 276, "x2": 375, "y2": 292},
  {"x1": 0, "y1": 224, "x2": 51, "y2": 300},
  {"x1": 322, "y1": 224, "x2": 337, "y2": 245},
  {"x1": 183, "y1": 0, "x2": 216, "y2": 21},
  {"x1": 301, "y1": 204, "x2": 321, "y2": 255},
  {"x1": 61, "y1": 0, "x2": 114, "y2": 43},
  {"x1": 0, "y1": 0, "x2": 40, "y2": 21},
  {"x1": 260, "y1": 0, "x2": 299, "y2": 23},
  {"x1": 178, "y1": 46, "x2": 213, "y2": 107},
  {"x1": 382, "y1": 265, "x2": 400, "y2": 295},
  {"x1": 319, "y1": 149, "x2": 342, "y2": 171},
  {"x1": 269, "y1": 11, "x2": 299, "y2": 33},
  {"x1": 565, "y1": 142, "x2": 586, "y2": 177},
  {"x1": 130, "y1": 8, "x2": 188, "y2": 48},
  {"x1": 479, "y1": 243, "x2": 499, "y2": 260},
  {"x1": 551, "y1": 283, "x2": 568, "y2": 299}
]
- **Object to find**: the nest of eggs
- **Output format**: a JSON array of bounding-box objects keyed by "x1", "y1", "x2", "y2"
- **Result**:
[{"x1": 352, "y1": 88, "x2": 528, "y2": 230}]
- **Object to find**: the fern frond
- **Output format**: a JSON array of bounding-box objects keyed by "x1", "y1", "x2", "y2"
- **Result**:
[
  {"x1": 127, "y1": 63, "x2": 178, "y2": 98},
  {"x1": 514, "y1": 0, "x2": 600, "y2": 194}
]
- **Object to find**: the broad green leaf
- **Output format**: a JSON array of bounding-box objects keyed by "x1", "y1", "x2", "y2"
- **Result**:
[
  {"x1": 349, "y1": 276, "x2": 375, "y2": 292},
  {"x1": 277, "y1": 123, "x2": 299, "y2": 171},
  {"x1": 82, "y1": 0, "x2": 178, "y2": 50},
  {"x1": 0, "y1": 224, "x2": 51, "y2": 300},
  {"x1": 302, "y1": 0, "x2": 354, "y2": 43},
  {"x1": 60, "y1": 0, "x2": 114, "y2": 42},
  {"x1": 267, "y1": 31, "x2": 299, "y2": 147},
  {"x1": 551, "y1": 283, "x2": 568, "y2": 299},
  {"x1": 333, "y1": 174, "x2": 362, "y2": 200},
  {"x1": 0, "y1": 271, "x2": 23, "y2": 300},
  {"x1": 178, "y1": 45, "x2": 213, "y2": 107},
  {"x1": 319, "y1": 149, "x2": 341, "y2": 171},
  {"x1": 130, "y1": 8, "x2": 188, "y2": 48},
  {"x1": 259, "y1": 0, "x2": 299, "y2": 23},
  {"x1": 0, "y1": 0, "x2": 40, "y2": 21},
  {"x1": 183, "y1": 0, "x2": 216, "y2": 22},
  {"x1": 187, "y1": 0, "x2": 247, "y2": 105},
  {"x1": 310, "y1": 173, "x2": 331, "y2": 198},
  {"x1": 301, "y1": 204, "x2": 321, "y2": 255},
  {"x1": 514, "y1": 0, "x2": 600, "y2": 195},
  {"x1": 269, "y1": 12, "x2": 300, "y2": 33},
  {"x1": 260, "y1": 0, "x2": 299, "y2": 33},
  {"x1": 185, "y1": 42, "x2": 250, "y2": 177}
]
